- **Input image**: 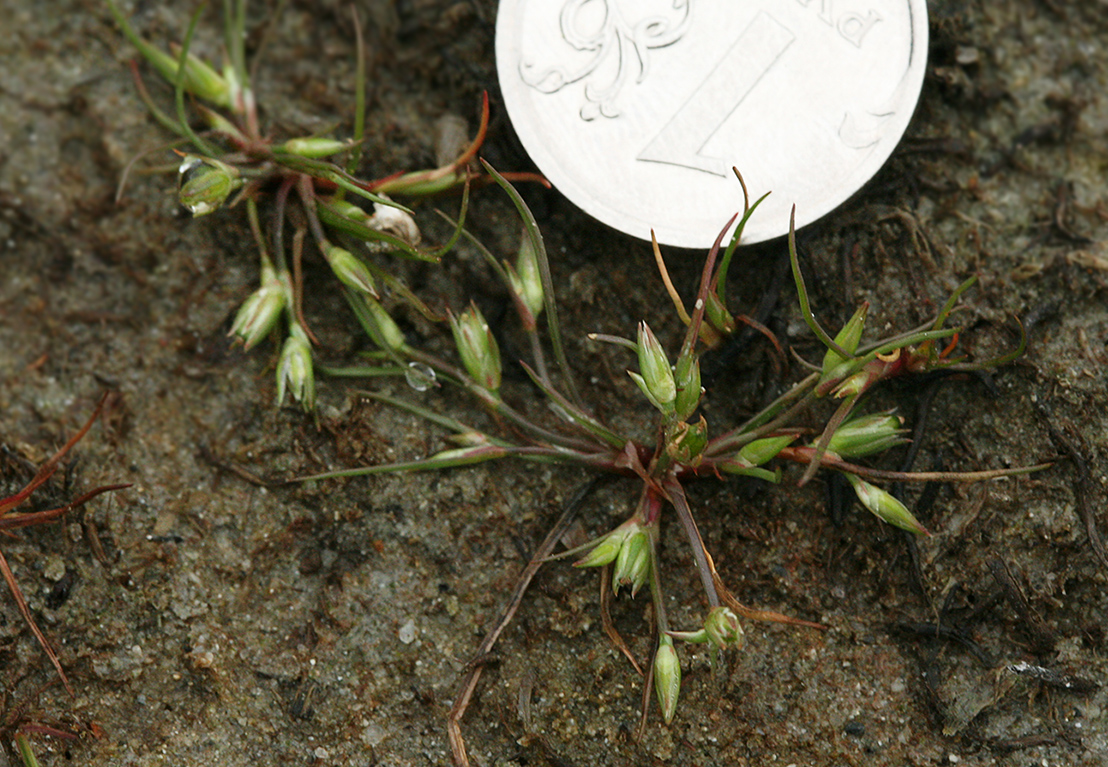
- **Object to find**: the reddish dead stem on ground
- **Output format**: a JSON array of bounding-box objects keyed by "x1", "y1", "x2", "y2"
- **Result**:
[{"x1": 0, "y1": 393, "x2": 130, "y2": 696}]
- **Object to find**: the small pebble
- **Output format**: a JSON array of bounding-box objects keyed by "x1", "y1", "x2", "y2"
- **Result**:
[{"x1": 398, "y1": 619, "x2": 417, "y2": 644}]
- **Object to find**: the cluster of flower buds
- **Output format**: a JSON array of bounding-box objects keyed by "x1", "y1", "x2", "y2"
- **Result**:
[
  {"x1": 573, "y1": 519, "x2": 653, "y2": 597},
  {"x1": 627, "y1": 322, "x2": 704, "y2": 428},
  {"x1": 653, "y1": 607, "x2": 746, "y2": 723},
  {"x1": 815, "y1": 304, "x2": 927, "y2": 399}
]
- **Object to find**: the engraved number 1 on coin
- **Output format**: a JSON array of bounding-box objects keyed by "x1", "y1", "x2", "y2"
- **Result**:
[{"x1": 637, "y1": 12, "x2": 794, "y2": 177}]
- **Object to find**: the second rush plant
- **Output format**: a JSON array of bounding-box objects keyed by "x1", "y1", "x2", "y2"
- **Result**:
[{"x1": 301, "y1": 169, "x2": 1047, "y2": 765}]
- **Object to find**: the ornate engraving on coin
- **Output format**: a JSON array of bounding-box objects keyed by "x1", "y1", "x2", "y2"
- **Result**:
[
  {"x1": 519, "y1": 0, "x2": 693, "y2": 121},
  {"x1": 498, "y1": 0, "x2": 928, "y2": 248}
]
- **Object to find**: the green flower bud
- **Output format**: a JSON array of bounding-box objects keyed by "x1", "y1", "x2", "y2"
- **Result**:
[
  {"x1": 673, "y1": 353, "x2": 702, "y2": 422},
  {"x1": 715, "y1": 435, "x2": 794, "y2": 481},
  {"x1": 151, "y1": 45, "x2": 232, "y2": 107},
  {"x1": 826, "y1": 412, "x2": 908, "y2": 458},
  {"x1": 346, "y1": 291, "x2": 406, "y2": 353},
  {"x1": 666, "y1": 417, "x2": 709, "y2": 465},
  {"x1": 668, "y1": 607, "x2": 744, "y2": 650},
  {"x1": 738, "y1": 435, "x2": 796, "y2": 467},
  {"x1": 703, "y1": 606, "x2": 744, "y2": 650},
  {"x1": 820, "y1": 303, "x2": 868, "y2": 379},
  {"x1": 448, "y1": 431, "x2": 494, "y2": 448},
  {"x1": 844, "y1": 473, "x2": 930, "y2": 536},
  {"x1": 324, "y1": 198, "x2": 369, "y2": 222},
  {"x1": 323, "y1": 244, "x2": 377, "y2": 297},
  {"x1": 575, "y1": 535, "x2": 624, "y2": 569},
  {"x1": 506, "y1": 232, "x2": 544, "y2": 323},
  {"x1": 830, "y1": 369, "x2": 878, "y2": 399},
  {"x1": 178, "y1": 155, "x2": 241, "y2": 216},
  {"x1": 450, "y1": 303, "x2": 502, "y2": 393},
  {"x1": 612, "y1": 527, "x2": 651, "y2": 596},
  {"x1": 278, "y1": 137, "x2": 351, "y2": 158},
  {"x1": 654, "y1": 636, "x2": 682, "y2": 725},
  {"x1": 276, "y1": 325, "x2": 315, "y2": 411},
  {"x1": 631, "y1": 322, "x2": 676, "y2": 415},
  {"x1": 107, "y1": 0, "x2": 231, "y2": 106},
  {"x1": 425, "y1": 444, "x2": 509, "y2": 465},
  {"x1": 704, "y1": 290, "x2": 736, "y2": 337},
  {"x1": 228, "y1": 262, "x2": 287, "y2": 350},
  {"x1": 824, "y1": 303, "x2": 864, "y2": 370}
]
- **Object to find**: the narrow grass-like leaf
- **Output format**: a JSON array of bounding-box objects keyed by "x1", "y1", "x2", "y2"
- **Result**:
[
  {"x1": 933, "y1": 275, "x2": 978, "y2": 331},
  {"x1": 296, "y1": 445, "x2": 511, "y2": 481},
  {"x1": 480, "y1": 160, "x2": 582, "y2": 407},
  {"x1": 788, "y1": 206, "x2": 850, "y2": 359},
  {"x1": 519, "y1": 361, "x2": 627, "y2": 449},
  {"x1": 347, "y1": 6, "x2": 367, "y2": 178},
  {"x1": 715, "y1": 190, "x2": 770, "y2": 306}
]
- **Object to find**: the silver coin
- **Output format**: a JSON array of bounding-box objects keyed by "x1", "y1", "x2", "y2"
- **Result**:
[{"x1": 496, "y1": 0, "x2": 928, "y2": 248}]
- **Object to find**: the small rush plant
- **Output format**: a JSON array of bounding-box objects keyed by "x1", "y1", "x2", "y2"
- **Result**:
[
  {"x1": 299, "y1": 169, "x2": 1046, "y2": 765},
  {"x1": 107, "y1": 0, "x2": 542, "y2": 410}
]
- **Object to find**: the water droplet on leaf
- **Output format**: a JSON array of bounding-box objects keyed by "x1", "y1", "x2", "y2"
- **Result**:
[{"x1": 405, "y1": 362, "x2": 436, "y2": 392}]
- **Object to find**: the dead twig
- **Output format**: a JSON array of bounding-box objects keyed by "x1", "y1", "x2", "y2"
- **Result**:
[{"x1": 599, "y1": 566, "x2": 643, "y2": 676}]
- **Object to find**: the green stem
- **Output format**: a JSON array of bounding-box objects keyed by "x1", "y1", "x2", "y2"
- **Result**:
[
  {"x1": 401, "y1": 349, "x2": 606, "y2": 455},
  {"x1": 665, "y1": 479, "x2": 720, "y2": 608},
  {"x1": 645, "y1": 521, "x2": 668, "y2": 634},
  {"x1": 175, "y1": 4, "x2": 220, "y2": 157},
  {"x1": 519, "y1": 361, "x2": 628, "y2": 450},
  {"x1": 780, "y1": 447, "x2": 1053, "y2": 483},
  {"x1": 15, "y1": 733, "x2": 41, "y2": 767},
  {"x1": 706, "y1": 373, "x2": 820, "y2": 457}
]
